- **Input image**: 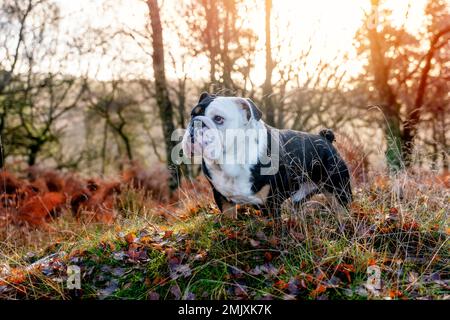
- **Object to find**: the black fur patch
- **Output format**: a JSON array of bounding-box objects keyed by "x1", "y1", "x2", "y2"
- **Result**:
[
  {"x1": 319, "y1": 128, "x2": 335, "y2": 143},
  {"x1": 191, "y1": 92, "x2": 216, "y2": 117}
]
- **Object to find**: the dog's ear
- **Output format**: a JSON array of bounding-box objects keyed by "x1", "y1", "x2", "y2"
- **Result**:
[
  {"x1": 198, "y1": 92, "x2": 210, "y2": 103},
  {"x1": 242, "y1": 98, "x2": 262, "y2": 121}
]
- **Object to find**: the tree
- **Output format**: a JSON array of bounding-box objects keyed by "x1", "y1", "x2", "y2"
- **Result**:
[
  {"x1": 402, "y1": 1, "x2": 450, "y2": 165},
  {"x1": 0, "y1": 0, "x2": 89, "y2": 167},
  {"x1": 147, "y1": 0, "x2": 180, "y2": 192},
  {"x1": 85, "y1": 80, "x2": 138, "y2": 169},
  {"x1": 262, "y1": 0, "x2": 275, "y2": 126},
  {"x1": 357, "y1": 0, "x2": 450, "y2": 170},
  {"x1": 184, "y1": 0, "x2": 257, "y2": 93}
]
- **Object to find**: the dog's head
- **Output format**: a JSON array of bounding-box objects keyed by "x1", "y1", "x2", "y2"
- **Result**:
[{"x1": 182, "y1": 92, "x2": 263, "y2": 162}]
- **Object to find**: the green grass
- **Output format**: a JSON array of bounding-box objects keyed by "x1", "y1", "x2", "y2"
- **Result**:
[{"x1": 0, "y1": 171, "x2": 448, "y2": 300}]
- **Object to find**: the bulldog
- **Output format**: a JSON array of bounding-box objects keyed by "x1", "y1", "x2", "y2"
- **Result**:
[{"x1": 182, "y1": 92, "x2": 352, "y2": 217}]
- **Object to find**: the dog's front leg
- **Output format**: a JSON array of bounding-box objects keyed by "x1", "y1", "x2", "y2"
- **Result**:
[{"x1": 212, "y1": 188, "x2": 237, "y2": 219}]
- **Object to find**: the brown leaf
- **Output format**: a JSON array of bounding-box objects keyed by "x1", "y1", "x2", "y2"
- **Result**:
[
  {"x1": 275, "y1": 279, "x2": 288, "y2": 290},
  {"x1": 335, "y1": 263, "x2": 355, "y2": 283},
  {"x1": 310, "y1": 284, "x2": 327, "y2": 298},
  {"x1": 389, "y1": 290, "x2": 402, "y2": 299},
  {"x1": 1, "y1": 268, "x2": 26, "y2": 286},
  {"x1": 124, "y1": 232, "x2": 136, "y2": 244},
  {"x1": 264, "y1": 251, "x2": 273, "y2": 262},
  {"x1": 268, "y1": 236, "x2": 279, "y2": 246},
  {"x1": 163, "y1": 230, "x2": 174, "y2": 239},
  {"x1": 389, "y1": 207, "x2": 399, "y2": 215},
  {"x1": 367, "y1": 258, "x2": 377, "y2": 266}
]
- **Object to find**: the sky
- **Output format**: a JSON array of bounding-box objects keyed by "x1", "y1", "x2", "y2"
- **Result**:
[{"x1": 53, "y1": 0, "x2": 429, "y2": 83}]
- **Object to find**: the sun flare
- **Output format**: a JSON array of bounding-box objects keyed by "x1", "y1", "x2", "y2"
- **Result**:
[{"x1": 54, "y1": 0, "x2": 429, "y2": 82}]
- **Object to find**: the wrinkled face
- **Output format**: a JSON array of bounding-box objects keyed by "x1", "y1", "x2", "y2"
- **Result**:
[{"x1": 182, "y1": 93, "x2": 262, "y2": 162}]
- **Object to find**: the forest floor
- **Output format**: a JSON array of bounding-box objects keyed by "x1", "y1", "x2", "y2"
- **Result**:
[{"x1": 0, "y1": 168, "x2": 449, "y2": 300}]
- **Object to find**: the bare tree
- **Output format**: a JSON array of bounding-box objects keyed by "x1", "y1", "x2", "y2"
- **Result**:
[
  {"x1": 262, "y1": 0, "x2": 275, "y2": 126},
  {"x1": 357, "y1": 0, "x2": 450, "y2": 169},
  {"x1": 183, "y1": 0, "x2": 257, "y2": 93},
  {"x1": 147, "y1": 0, "x2": 180, "y2": 192},
  {"x1": 0, "y1": 0, "x2": 91, "y2": 167}
]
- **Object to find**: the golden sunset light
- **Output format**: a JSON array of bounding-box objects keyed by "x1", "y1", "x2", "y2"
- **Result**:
[
  {"x1": 54, "y1": 0, "x2": 430, "y2": 82},
  {"x1": 0, "y1": 0, "x2": 448, "y2": 303}
]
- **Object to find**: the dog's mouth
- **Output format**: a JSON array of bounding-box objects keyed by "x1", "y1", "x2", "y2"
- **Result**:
[{"x1": 183, "y1": 116, "x2": 222, "y2": 160}]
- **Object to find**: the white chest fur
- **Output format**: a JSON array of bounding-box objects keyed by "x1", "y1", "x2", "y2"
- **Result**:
[
  {"x1": 203, "y1": 118, "x2": 269, "y2": 205},
  {"x1": 208, "y1": 164, "x2": 265, "y2": 205}
]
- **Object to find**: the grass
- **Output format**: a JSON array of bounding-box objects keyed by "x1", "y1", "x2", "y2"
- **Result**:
[{"x1": 0, "y1": 170, "x2": 448, "y2": 300}]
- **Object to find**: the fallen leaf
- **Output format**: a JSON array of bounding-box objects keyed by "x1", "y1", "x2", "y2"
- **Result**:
[
  {"x1": 163, "y1": 230, "x2": 174, "y2": 239},
  {"x1": 248, "y1": 263, "x2": 278, "y2": 278},
  {"x1": 389, "y1": 290, "x2": 402, "y2": 299},
  {"x1": 335, "y1": 263, "x2": 355, "y2": 283},
  {"x1": 268, "y1": 236, "x2": 279, "y2": 246},
  {"x1": 389, "y1": 207, "x2": 398, "y2": 215},
  {"x1": 170, "y1": 285, "x2": 182, "y2": 300},
  {"x1": 98, "y1": 279, "x2": 119, "y2": 300},
  {"x1": 287, "y1": 278, "x2": 301, "y2": 295},
  {"x1": 234, "y1": 284, "x2": 248, "y2": 297},
  {"x1": 124, "y1": 232, "x2": 136, "y2": 244},
  {"x1": 310, "y1": 284, "x2": 327, "y2": 298},
  {"x1": 184, "y1": 292, "x2": 196, "y2": 300},
  {"x1": 2, "y1": 268, "x2": 26, "y2": 286},
  {"x1": 194, "y1": 251, "x2": 207, "y2": 261},
  {"x1": 111, "y1": 267, "x2": 126, "y2": 277},
  {"x1": 148, "y1": 291, "x2": 160, "y2": 300},
  {"x1": 112, "y1": 251, "x2": 126, "y2": 261},
  {"x1": 255, "y1": 230, "x2": 267, "y2": 241},
  {"x1": 249, "y1": 239, "x2": 260, "y2": 247},
  {"x1": 139, "y1": 235, "x2": 153, "y2": 244},
  {"x1": 170, "y1": 264, "x2": 192, "y2": 280},
  {"x1": 228, "y1": 266, "x2": 244, "y2": 279},
  {"x1": 275, "y1": 279, "x2": 288, "y2": 290},
  {"x1": 367, "y1": 258, "x2": 377, "y2": 266}
]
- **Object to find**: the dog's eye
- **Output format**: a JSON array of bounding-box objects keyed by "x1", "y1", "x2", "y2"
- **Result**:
[{"x1": 213, "y1": 115, "x2": 224, "y2": 125}]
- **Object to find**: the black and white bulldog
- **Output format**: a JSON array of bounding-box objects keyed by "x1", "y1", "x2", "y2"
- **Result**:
[{"x1": 182, "y1": 92, "x2": 352, "y2": 217}]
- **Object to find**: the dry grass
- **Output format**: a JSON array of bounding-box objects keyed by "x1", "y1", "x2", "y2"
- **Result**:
[{"x1": 0, "y1": 167, "x2": 448, "y2": 300}]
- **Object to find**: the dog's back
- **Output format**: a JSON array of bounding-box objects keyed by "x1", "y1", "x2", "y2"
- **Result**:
[{"x1": 272, "y1": 127, "x2": 353, "y2": 206}]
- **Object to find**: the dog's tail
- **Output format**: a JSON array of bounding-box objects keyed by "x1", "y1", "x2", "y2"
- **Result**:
[{"x1": 319, "y1": 128, "x2": 335, "y2": 143}]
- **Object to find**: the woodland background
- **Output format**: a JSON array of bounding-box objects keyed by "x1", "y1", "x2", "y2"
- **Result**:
[{"x1": 0, "y1": 0, "x2": 449, "y2": 188}]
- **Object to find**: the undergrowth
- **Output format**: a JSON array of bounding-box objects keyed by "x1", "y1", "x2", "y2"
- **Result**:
[{"x1": 0, "y1": 170, "x2": 448, "y2": 300}]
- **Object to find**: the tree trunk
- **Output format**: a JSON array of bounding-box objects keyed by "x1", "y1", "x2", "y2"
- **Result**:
[
  {"x1": 101, "y1": 119, "x2": 108, "y2": 175},
  {"x1": 367, "y1": 0, "x2": 403, "y2": 171},
  {"x1": 0, "y1": 135, "x2": 4, "y2": 169},
  {"x1": 221, "y1": 0, "x2": 235, "y2": 90},
  {"x1": 147, "y1": 0, "x2": 180, "y2": 193},
  {"x1": 439, "y1": 112, "x2": 449, "y2": 171},
  {"x1": 201, "y1": 0, "x2": 218, "y2": 86},
  {"x1": 263, "y1": 0, "x2": 275, "y2": 126},
  {"x1": 28, "y1": 144, "x2": 40, "y2": 166}
]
